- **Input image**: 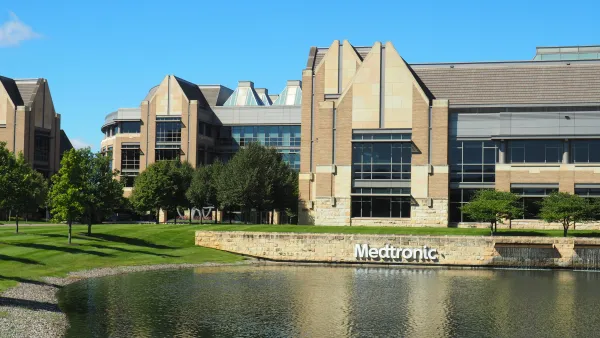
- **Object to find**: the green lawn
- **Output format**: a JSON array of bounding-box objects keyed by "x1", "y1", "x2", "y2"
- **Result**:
[
  {"x1": 195, "y1": 224, "x2": 600, "y2": 238},
  {"x1": 0, "y1": 224, "x2": 244, "y2": 293}
]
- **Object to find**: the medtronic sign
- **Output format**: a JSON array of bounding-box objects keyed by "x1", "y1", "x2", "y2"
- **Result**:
[{"x1": 354, "y1": 244, "x2": 438, "y2": 262}]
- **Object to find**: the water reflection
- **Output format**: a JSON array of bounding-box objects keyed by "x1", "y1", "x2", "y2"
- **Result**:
[{"x1": 58, "y1": 266, "x2": 600, "y2": 337}]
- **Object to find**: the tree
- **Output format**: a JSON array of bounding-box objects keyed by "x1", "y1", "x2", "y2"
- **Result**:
[
  {"x1": 49, "y1": 149, "x2": 86, "y2": 244},
  {"x1": 130, "y1": 160, "x2": 190, "y2": 224},
  {"x1": 539, "y1": 192, "x2": 594, "y2": 237},
  {"x1": 272, "y1": 161, "x2": 299, "y2": 224},
  {"x1": 174, "y1": 161, "x2": 194, "y2": 224},
  {"x1": 186, "y1": 161, "x2": 222, "y2": 224},
  {"x1": 81, "y1": 149, "x2": 123, "y2": 235},
  {"x1": 216, "y1": 143, "x2": 283, "y2": 224},
  {"x1": 0, "y1": 143, "x2": 48, "y2": 233},
  {"x1": 460, "y1": 190, "x2": 523, "y2": 235}
]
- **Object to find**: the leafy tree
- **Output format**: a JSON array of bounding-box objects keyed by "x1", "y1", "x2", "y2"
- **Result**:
[
  {"x1": 174, "y1": 161, "x2": 194, "y2": 224},
  {"x1": 272, "y1": 161, "x2": 299, "y2": 224},
  {"x1": 539, "y1": 192, "x2": 594, "y2": 237},
  {"x1": 216, "y1": 143, "x2": 283, "y2": 224},
  {"x1": 80, "y1": 149, "x2": 124, "y2": 235},
  {"x1": 460, "y1": 190, "x2": 523, "y2": 235},
  {"x1": 49, "y1": 149, "x2": 86, "y2": 243},
  {"x1": 130, "y1": 160, "x2": 190, "y2": 224},
  {"x1": 186, "y1": 161, "x2": 222, "y2": 224},
  {"x1": 0, "y1": 144, "x2": 48, "y2": 232}
]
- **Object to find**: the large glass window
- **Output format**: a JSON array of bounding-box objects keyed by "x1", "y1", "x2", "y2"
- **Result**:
[
  {"x1": 106, "y1": 146, "x2": 113, "y2": 172},
  {"x1": 508, "y1": 140, "x2": 562, "y2": 163},
  {"x1": 351, "y1": 196, "x2": 411, "y2": 218},
  {"x1": 575, "y1": 186, "x2": 600, "y2": 220},
  {"x1": 511, "y1": 187, "x2": 558, "y2": 219},
  {"x1": 571, "y1": 140, "x2": 600, "y2": 163},
  {"x1": 120, "y1": 121, "x2": 141, "y2": 134},
  {"x1": 352, "y1": 143, "x2": 411, "y2": 180},
  {"x1": 449, "y1": 189, "x2": 484, "y2": 222},
  {"x1": 121, "y1": 147, "x2": 140, "y2": 170},
  {"x1": 34, "y1": 133, "x2": 50, "y2": 163},
  {"x1": 218, "y1": 125, "x2": 301, "y2": 169},
  {"x1": 156, "y1": 120, "x2": 182, "y2": 143},
  {"x1": 155, "y1": 149, "x2": 180, "y2": 161},
  {"x1": 450, "y1": 140, "x2": 497, "y2": 183}
]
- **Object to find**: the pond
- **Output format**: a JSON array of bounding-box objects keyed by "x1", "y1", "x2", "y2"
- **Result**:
[{"x1": 58, "y1": 265, "x2": 600, "y2": 337}]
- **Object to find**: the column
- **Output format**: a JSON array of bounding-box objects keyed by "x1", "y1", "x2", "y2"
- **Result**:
[
  {"x1": 563, "y1": 140, "x2": 569, "y2": 164},
  {"x1": 498, "y1": 141, "x2": 506, "y2": 164}
]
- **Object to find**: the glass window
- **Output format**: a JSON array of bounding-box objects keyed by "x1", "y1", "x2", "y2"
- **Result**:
[
  {"x1": 121, "y1": 174, "x2": 137, "y2": 188},
  {"x1": 156, "y1": 121, "x2": 182, "y2": 143},
  {"x1": 572, "y1": 140, "x2": 600, "y2": 163},
  {"x1": 121, "y1": 148, "x2": 140, "y2": 170},
  {"x1": 450, "y1": 140, "x2": 497, "y2": 183},
  {"x1": 352, "y1": 142, "x2": 411, "y2": 181},
  {"x1": 511, "y1": 187, "x2": 558, "y2": 219},
  {"x1": 449, "y1": 188, "x2": 484, "y2": 222},
  {"x1": 155, "y1": 149, "x2": 180, "y2": 161},
  {"x1": 120, "y1": 121, "x2": 141, "y2": 134},
  {"x1": 508, "y1": 140, "x2": 563, "y2": 163},
  {"x1": 351, "y1": 196, "x2": 411, "y2": 218},
  {"x1": 34, "y1": 133, "x2": 50, "y2": 163}
]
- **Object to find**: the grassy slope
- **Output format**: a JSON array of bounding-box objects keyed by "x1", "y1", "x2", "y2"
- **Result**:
[
  {"x1": 195, "y1": 224, "x2": 600, "y2": 237},
  {"x1": 3, "y1": 223, "x2": 599, "y2": 293},
  {"x1": 0, "y1": 224, "x2": 244, "y2": 293}
]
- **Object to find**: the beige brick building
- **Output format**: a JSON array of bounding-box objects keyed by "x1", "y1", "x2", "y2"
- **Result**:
[
  {"x1": 0, "y1": 76, "x2": 71, "y2": 176},
  {"x1": 101, "y1": 75, "x2": 301, "y2": 223},
  {"x1": 299, "y1": 41, "x2": 600, "y2": 228}
]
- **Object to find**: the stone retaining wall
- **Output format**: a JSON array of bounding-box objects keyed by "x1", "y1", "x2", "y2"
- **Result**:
[{"x1": 195, "y1": 231, "x2": 600, "y2": 269}]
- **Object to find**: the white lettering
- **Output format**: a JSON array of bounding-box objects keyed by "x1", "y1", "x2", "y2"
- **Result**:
[
  {"x1": 354, "y1": 244, "x2": 370, "y2": 259},
  {"x1": 369, "y1": 248, "x2": 379, "y2": 258},
  {"x1": 354, "y1": 244, "x2": 439, "y2": 262}
]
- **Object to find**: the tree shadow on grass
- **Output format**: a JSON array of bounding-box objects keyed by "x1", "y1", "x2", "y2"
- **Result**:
[
  {"x1": 0, "y1": 297, "x2": 60, "y2": 312},
  {"x1": 2, "y1": 243, "x2": 114, "y2": 257},
  {"x1": 87, "y1": 244, "x2": 179, "y2": 258},
  {"x1": 496, "y1": 231, "x2": 550, "y2": 237},
  {"x1": 36, "y1": 233, "x2": 104, "y2": 242},
  {"x1": 85, "y1": 233, "x2": 179, "y2": 250},
  {"x1": 571, "y1": 232, "x2": 600, "y2": 238},
  {"x1": 0, "y1": 275, "x2": 60, "y2": 288},
  {"x1": 0, "y1": 254, "x2": 43, "y2": 265}
]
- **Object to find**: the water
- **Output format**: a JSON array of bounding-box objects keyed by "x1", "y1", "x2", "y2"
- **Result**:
[{"x1": 58, "y1": 266, "x2": 600, "y2": 337}]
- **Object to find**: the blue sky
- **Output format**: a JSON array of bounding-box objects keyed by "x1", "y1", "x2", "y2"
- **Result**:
[{"x1": 1, "y1": 0, "x2": 599, "y2": 150}]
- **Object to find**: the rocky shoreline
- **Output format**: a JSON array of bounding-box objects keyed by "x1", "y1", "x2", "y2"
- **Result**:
[{"x1": 0, "y1": 261, "x2": 256, "y2": 338}]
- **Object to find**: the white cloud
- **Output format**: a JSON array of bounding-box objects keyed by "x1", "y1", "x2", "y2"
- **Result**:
[
  {"x1": 70, "y1": 138, "x2": 94, "y2": 150},
  {"x1": 0, "y1": 12, "x2": 41, "y2": 47}
]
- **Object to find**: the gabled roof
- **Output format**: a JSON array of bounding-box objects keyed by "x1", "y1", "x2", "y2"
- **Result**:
[
  {"x1": 0, "y1": 75, "x2": 24, "y2": 106},
  {"x1": 174, "y1": 76, "x2": 209, "y2": 106}
]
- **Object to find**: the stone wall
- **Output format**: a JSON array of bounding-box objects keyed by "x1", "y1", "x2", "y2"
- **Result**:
[
  {"x1": 313, "y1": 197, "x2": 350, "y2": 225},
  {"x1": 195, "y1": 231, "x2": 600, "y2": 269},
  {"x1": 455, "y1": 220, "x2": 600, "y2": 230}
]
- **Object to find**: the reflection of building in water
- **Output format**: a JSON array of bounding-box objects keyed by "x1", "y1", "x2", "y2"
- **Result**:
[{"x1": 286, "y1": 265, "x2": 353, "y2": 337}]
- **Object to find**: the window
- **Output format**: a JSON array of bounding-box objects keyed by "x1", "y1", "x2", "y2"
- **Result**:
[
  {"x1": 571, "y1": 140, "x2": 600, "y2": 163},
  {"x1": 352, "y1": 188, "x2": 410, "y2": 195},
  {"x1": 449, "y1": 189, "x2": 484, "y2": 222},
  {"x1": 120, "y1": 121, "x2": 141, "y2": 134},
  {"x1": 508, "y1": 140, "x2": 562, "y2": 163},
  {"x1": 450, "y1": 140, "x2": 496, "y2": 183},
  {"x1": 352, "y1": 133, "x2": 411, "y2": 141},
  {"x1": 511, "y1": 187, "x2": 558, "y2": 219},
  {"x1": 156, "y1": 120, "x2": 182, "y2": 143},
  {"x1": 352, "y1": 143, "x2": 412, "y2": 180},
  {"x1": 34, "y1": 133, "x2": 50, "y2": 163},
  {"x1": 351, "y1": 196, "x2": 411, "y2": 218},
  {"x1": 575, "y1": 186, "x2": 600, "y2": 220},
  {"x1": 121, "y1": 174, "x2": 137, "y2": 188},
  {"x1": 107, "y1": 146, "x2": 113, "y2": 172},
  {"x1": 121, "y1": 147, "x2": 140, "y2": 171},
  {"x1": 155, "y1": 149, "x2": 180, "y2": 161}
]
